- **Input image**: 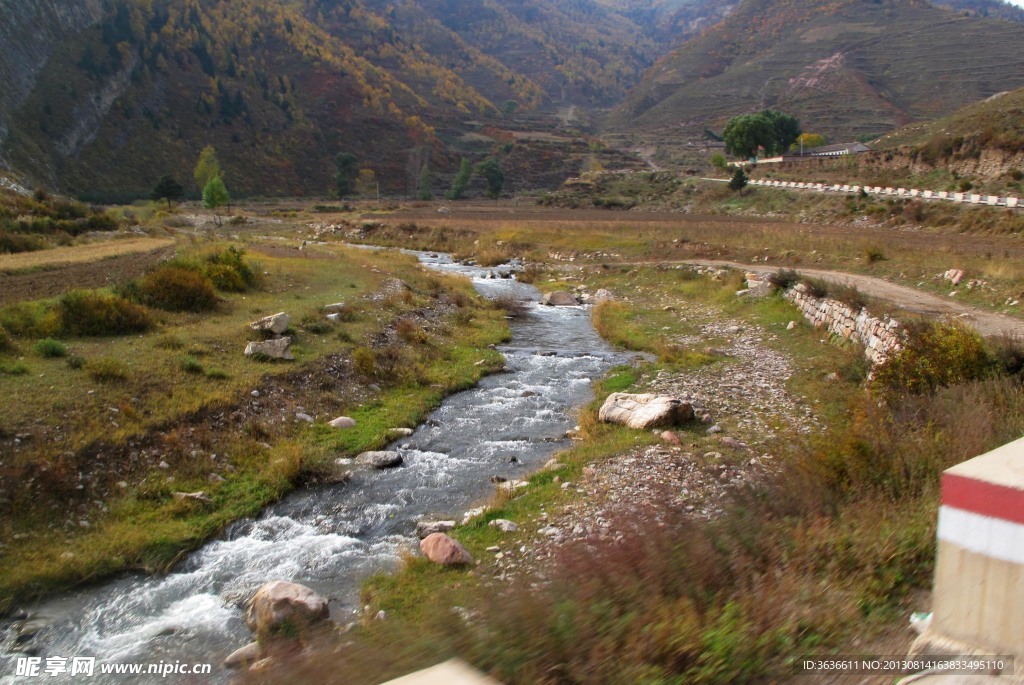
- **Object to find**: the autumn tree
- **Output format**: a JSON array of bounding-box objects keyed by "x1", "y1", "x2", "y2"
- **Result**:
[
  {"x1": 356, "y1": 168, "x2": 377, "y2": 198},
  {"x1": 475, "y1": 157, "x2": 504, "y2": 200},
  {"x1": 194, "y1": 145, "x2": 222, "y2": 191},
  {"x1": 792, "y1": 133, "x2": 827, "y2": 152},
  {"x1": 448, "y1": 157, "x2": 471, "y2": 200},
  {"x1": 152, "y1": 175, "x2": 184, "y2": 210},
  {"x1": 202, "y1": 175, "x2": 230, "y2": 226}
]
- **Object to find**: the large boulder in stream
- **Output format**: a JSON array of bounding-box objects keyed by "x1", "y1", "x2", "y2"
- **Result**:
[
  {"x1": 244, "y1": 580, "x2": 329, "y2": 642},
  {"x1": 598, "y1": 393, "x2": 694, "y2": 430},
  {"x1": 420, "y1": 533, "x2": 473, "y2": 566},
  {"x1": 542, "y1": 291, "x2": 579, "y2": 306},
  {"x1": 356, "y1": 451, "x2": 404, "y2": 469}
]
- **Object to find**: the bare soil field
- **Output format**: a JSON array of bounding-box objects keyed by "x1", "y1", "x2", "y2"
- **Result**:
[{"x1": 0, "y1": 239, "x2": 176, "y2": 305}]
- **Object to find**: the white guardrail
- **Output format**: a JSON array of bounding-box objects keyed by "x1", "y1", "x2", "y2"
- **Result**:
[{"x1": 748, "y1": 179, "x2": 1021, "y2": 209}]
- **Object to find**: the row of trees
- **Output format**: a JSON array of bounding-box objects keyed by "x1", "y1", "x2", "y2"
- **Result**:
[
  {"x1": 334, "y1": 153, "x2": 505, "y2": 201},
  {"x1": 153, "y1": 145, "x2": 508, "y2": 214},
  {"x1": 151, "y1": 146, "x2": 230, "y2": 224}
]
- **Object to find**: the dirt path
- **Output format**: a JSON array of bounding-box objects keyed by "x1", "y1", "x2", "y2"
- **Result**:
[{"x1": 685, "y1": 259, "x2": 1024, "y2": 338}]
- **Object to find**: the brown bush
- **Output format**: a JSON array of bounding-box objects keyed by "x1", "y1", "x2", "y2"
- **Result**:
[
  {"x1": 58, "y1": 291, "x2": 153, "y2": 337},
  {"x1": 137, "y1": 266, "x2": 218, "y2": 312}
]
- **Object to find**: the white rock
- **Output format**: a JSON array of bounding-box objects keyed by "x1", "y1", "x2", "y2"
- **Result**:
[
  {"x1": 250, "y1": 312, "x2": 290, "y2": 335},
  {"x1": 542, "y1": 291, "x2": 580, "y2": 306},
  {"x1": 329, "y1": 416, "x2": 356, "y2": 428},
  {"x1": 416, "y1": 520, "x2": 456, "y2": 539},
  {"x1": 356, "y1": 451, "x2": 403, "y2": 469},
  {"x1": 598, "y1": 393, "x2": 694, "y2": 430},
  {"x1": 244, "y1": 337, "x2": 294, "y2": 360},
  {"x1": 489, "y1": 519, "x2": 519, "y2": 533}
]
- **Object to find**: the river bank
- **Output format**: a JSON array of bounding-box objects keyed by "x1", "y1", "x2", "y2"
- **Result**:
[
  {"x1": 253, "y1": 259, "x2": 1024, "y2": 685},
  {"x1": 1, "y1": 250, "x2": 630, "y2": 683}
]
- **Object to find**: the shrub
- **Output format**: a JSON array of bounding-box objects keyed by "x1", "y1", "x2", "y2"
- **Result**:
[
  {"x1": 154, "y1": 334, "x2": 187, "y2": 350},
  {"x1": 0, "y1": 327, "x2": 13, "y2": 355},
  {"x1": 990, "y1": 333, "x2": 1024, "y2": 379},
  {"x1": 58, "y1": 291, "x2": 153, "y2": 337},
  {"x1": 300, "y1": 314, "x2": 333, "y2": 334},
  {"x1": 0, "y1": 360, "x2": 28, "y2": 375},
  {"x1": 34, "y1": 338, "x2": 67, "y2": 358},
  {"x1": 799, "y1": 277, "x2": 829, "y2": 299},
  {"x1": 395, "y1": 318, "x2": 428, "y2": 343},
  {"x1": 181, "y1": 355, "x2": 204, "y2": 374},
  {"x1": 871, "y1": 321, "x2": 994, "y2": 400},
  {"x1": 66, "y1": 355, "x2": 86, "y2": 370},
  {"x1": 204, "y1": 245, "x2": 259, "y2": 291},
  {"x1": 827, "y1": 283, "x2": 869, "y2": 311},
  {"x1": 87, "y1": 357, "x2": 128, "y2": 383},
  {"x1": 205, "y1": 368, "x2": 229, "y2": 380},
  {"x1": 205, "y1": 264, "x2": 247, "y2": 292},
  {"x1": 0, "y1": 231, "x2": 47, "y2": 254},
  {"x1": 0, "y1": 303, "x2": 59, "y2": 338},
  {"x1": 767, "y1": 268, "x2": 800, "y2": 291},
  {"x1": 136, "y1": 266, "x2": 218, "y2": 312},
  {"x1": 863, "y1": 246, "x2": 886, "y2": 263},
  {"x1": 352, "y1": 344, "x2": 412, "y2": 382}
]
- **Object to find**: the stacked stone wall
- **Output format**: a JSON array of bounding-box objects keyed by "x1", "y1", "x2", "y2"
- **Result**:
[{"x1": 783, "y1": 283, "x2": 903, "y2": 364}]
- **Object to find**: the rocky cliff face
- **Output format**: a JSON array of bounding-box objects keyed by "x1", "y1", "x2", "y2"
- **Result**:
[{"x1": 0, "y1": 0, "x2": 105, "y2": 169}]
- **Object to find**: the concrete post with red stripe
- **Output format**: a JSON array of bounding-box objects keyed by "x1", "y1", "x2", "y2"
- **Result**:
[{"x1": 916, "y1": 436, "x2": 1024, "y2": 663}]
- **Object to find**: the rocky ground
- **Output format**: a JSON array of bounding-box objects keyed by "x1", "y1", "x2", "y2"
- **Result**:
[{"x1": 480, "y1": 302, "x2": 819, "y2": 581}]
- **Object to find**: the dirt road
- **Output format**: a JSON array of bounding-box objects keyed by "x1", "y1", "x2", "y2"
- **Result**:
[{"x1": 685, "y1": 259, "x2": 1024, "y2": 338}]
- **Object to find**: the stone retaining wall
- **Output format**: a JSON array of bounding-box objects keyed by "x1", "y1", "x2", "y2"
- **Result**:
[{"x1": 758, "y1": 278, "x2": 903, "y2": 363}]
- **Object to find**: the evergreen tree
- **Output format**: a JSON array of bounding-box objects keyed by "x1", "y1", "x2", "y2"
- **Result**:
[
  {"x1": 475, "y1": 157, "x2": 504, "y2": 200},
  {"x1": 417, "y1": 163, "x2": 433, "y2": 201},
  {"x1": 449, "y1": 157, "x2": 472, "y2": 200},
  {"x1": 202, "y1": 175, "x2": 230, "y2": 226},
  {"x1": 152, "y1": 175, "x2": 184, "y2": 210},
  {"x1": 334, "y1": 152, "x2": 358, "y2": 198},
  {"x1": 728, "y1": 167, "x2": 749, "y2": 192}
]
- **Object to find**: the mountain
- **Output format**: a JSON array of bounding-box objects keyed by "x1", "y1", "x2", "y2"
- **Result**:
[
  {"x1": 608, "y1": 0, "x2": 1024, "y2": 160},
  {"x1": 0, "y1": 0, "x2": 733, "y2": 198}
]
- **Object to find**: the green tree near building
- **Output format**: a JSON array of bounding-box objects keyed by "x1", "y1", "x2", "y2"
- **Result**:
[
  {"x1": 202, "y1": 175, "x2": 230, "y2": 226},
  {"x1": 448, "y1": 158, "x2": 472, "y2": 200},
  {"x1": 723, "y1": 110, "x2": 801, "y2": 158},
  {"x1": 417, "y1": 164, "x2": 433, "y2": 201},
  {"x1": 194, "y1": 145, "x2": 221, "y2": 191},
  {"x1": 334, "y1": 152, "x2": 358, "y2": 198},
  {"x1": 152, "y1": 175, "x2": 184, "y2": 210},
  {"x1": 475, "y1": 157, "x2": 504, "y2": 200}
]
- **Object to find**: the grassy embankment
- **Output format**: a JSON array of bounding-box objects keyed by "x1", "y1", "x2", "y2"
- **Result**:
[
  {"x1": 0, "y1": 237, "x2": 509, "y2": 612},
  {"x1": 346, "y1": 201, "x2": 1024, "y2": 319},
  {"x1": 248, "y1": 259, "x2": 1024, "y2": 684}
]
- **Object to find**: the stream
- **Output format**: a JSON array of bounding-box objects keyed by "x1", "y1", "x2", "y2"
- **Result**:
[{"x1": 0, "y1": 251, "x2": 626, "y2": 683}]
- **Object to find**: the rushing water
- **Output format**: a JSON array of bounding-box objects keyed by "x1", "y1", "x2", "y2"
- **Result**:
[{"x1": 0, "y1": 251, "x2": 626, "y2": 683}]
